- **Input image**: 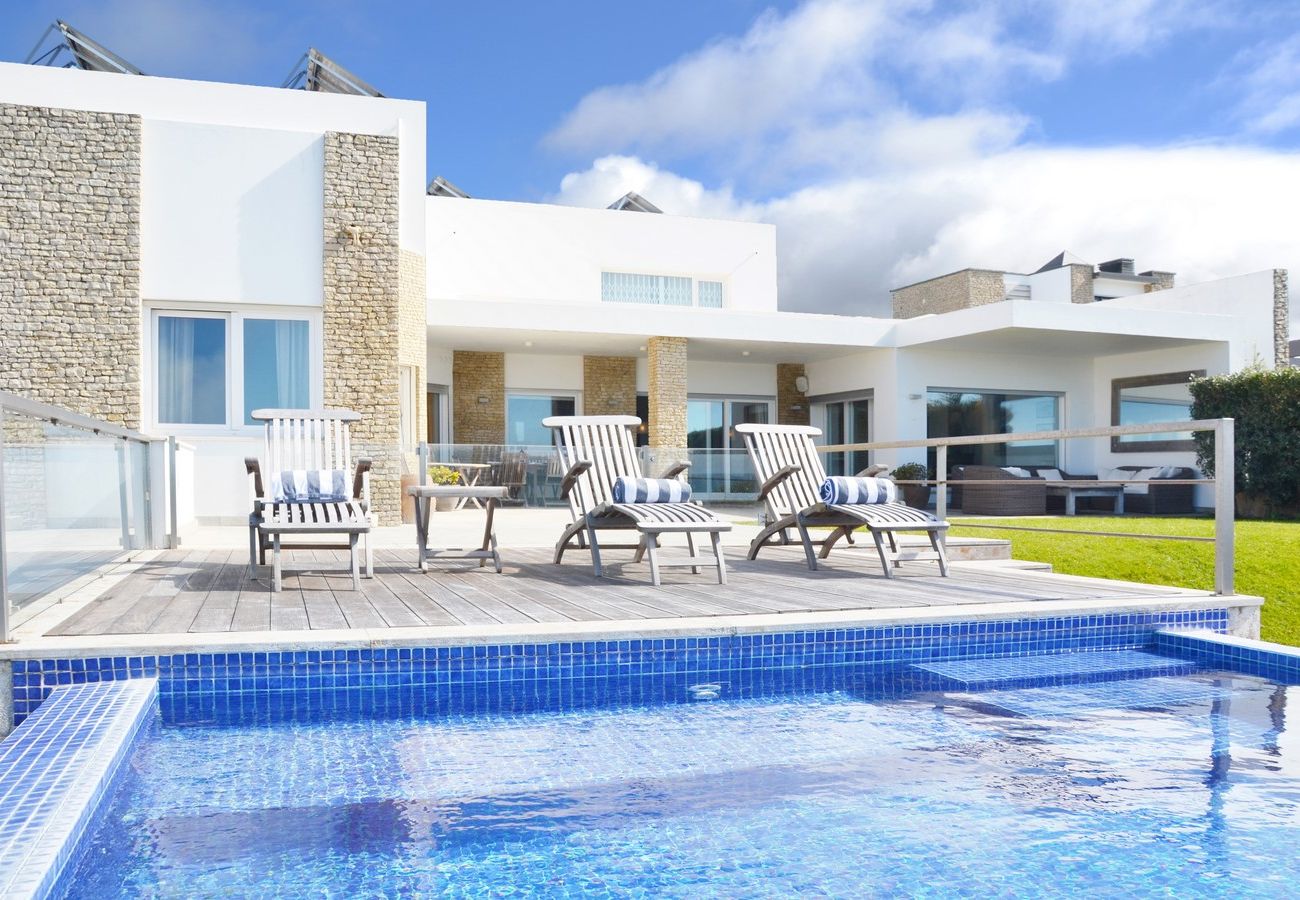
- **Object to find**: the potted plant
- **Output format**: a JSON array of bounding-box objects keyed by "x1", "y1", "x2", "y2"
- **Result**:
[
  {"x1": 890, "y1": 462, "x2": 931, "y2": 509},
  {"x1": 428, "y1": 465, "x2": 462, "y2": 511}
]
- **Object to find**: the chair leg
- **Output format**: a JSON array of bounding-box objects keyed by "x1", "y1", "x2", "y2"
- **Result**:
[
  {"x1": 586, "y1": 518, "x2": 605, "y2": 578},
  {"x1": 886, "y1": 531, "x2": 900, "y2": 568},
  {"x1": 633, "y1": 536, "x2": 647, "y2": 564},
  {"x1": 795, "y1": 517, "x2": 819, "y2": 571},
  {"x1": 365, "y1": 530, "x2": 374, "y2": 579},
  {"x1": 645, "y1": 533, "x2": 662, "y2": 586},
  {"x1": 819, "y1": 526, "x2": 852, "y2": 560},
  {"x1": 870, "y1": 530, "x2": 893, "y2": 578},
  {"x1": 554, "y1": 521, "x2": 582, "y2": 564},
  {"x1": 711, "y1": 531, "x2": 727, "y2": 585},
  {"x1": 259, "y1": 530, "x2": 267, "y2": 566},
  {"x1": 930, "y1": 529, "x2": 950, "y2": 577},
  {"x1": 247, "y1": 525, "x2": 258, "y2": 580},
  {"x1": 272, "y1": 533, "x2": 283, "y2": 593},
  {"x1": 349, "y1": 533, "x2": 360, "y2": 591},
  {"x1": 686, "y1": 531, "x2": 700, "y2": 575},
  {"x1": 747, "y1": 520, "x2": 788, "y2": 560}
]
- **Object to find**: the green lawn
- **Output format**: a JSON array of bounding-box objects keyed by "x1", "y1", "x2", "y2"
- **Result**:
[{"x1": 947, "y1": 517, "x2": 1300, "y2": 646}]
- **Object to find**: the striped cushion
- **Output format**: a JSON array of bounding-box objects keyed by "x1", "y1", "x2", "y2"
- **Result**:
[
  {"x1": 612, "y1": 476, "x2": 692, "y2": 504},
  {"x1": 819, "y1": 476, "x2": 898, "y2": 505},
  {"x1": 270, "y1": 469, "x2": 349, "y2": 503}
]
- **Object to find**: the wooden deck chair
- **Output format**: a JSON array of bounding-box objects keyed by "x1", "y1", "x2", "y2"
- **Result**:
[
  {"x1": 244, "y1": 409, "x2": 374, "y2": 591},
  {"x1": 734, "y1": 423, "x2": 948, "y2": 578},
  {"x1": 544, "y1": 415, "x2": 730, "y2": 586}
]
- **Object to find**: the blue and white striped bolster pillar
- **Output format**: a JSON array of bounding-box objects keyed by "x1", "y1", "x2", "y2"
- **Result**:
[
  {"x1": 612, "y1": 476, "x2": 693, "y2": 504},
  {"x1": 819, "y1": 476, "x2": 898, "y2": 505},
  {"x1": 270, "y1": 469, "x2": 350, "y2": 503}
]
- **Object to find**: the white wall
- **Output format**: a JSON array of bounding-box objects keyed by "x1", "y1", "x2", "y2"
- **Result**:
[
  {"x1": 0, "y1": 61, "x2": 425, "y2": 253},
  {"x1": 142, "y1": 121, "x2": 323, "y2": 306},
  {"x1": 504, "y1": 354, "x2": 584, "y2": 392},
  {"x1": 1024, "y1": 265, "x2": 1073, "y2": 303},
  {"x1": 687, "y1": 361, "x2": 777, "y2": 396},
  {"x1": 426, "y1": 198, "x2": 778, "y2": 312}
]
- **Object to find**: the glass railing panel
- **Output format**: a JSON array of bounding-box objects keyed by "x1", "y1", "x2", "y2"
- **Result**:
[{"x1": 2, "y1": 409, "x2": 145, "y2": 626}]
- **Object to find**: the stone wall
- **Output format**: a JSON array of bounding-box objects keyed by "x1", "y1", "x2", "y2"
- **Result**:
[
  {"x1": 1142, "y1": 270, "x2": 1176, "y2": 292},
  {"x1": 582, "y1": 356, "x2": 637, "y2": 417},
  {"x1": 647, "y1": 336, "x2": 687, "y2": 447},
  {"x1": 1275, "y1": 269, "x2": 1290, "y2": 369},
  {"x1": 776, "y1": 363, "x2": 810, "y2": 426},
  {"x1": 1069, "y1": 264, "x2": 1094, "y2": 304},
  {"x1": 890, "y1": 269, "x2": 1005, "y2": 318},
  {"x1": 452, "y1": 351, "x2": 505, "y2": 443},
  {"x1": 0, "y1": 104, "x2": 141, "y2": 426},
  {"x1": 322, "y1": 131, "x2": 403, "y2": 521}
]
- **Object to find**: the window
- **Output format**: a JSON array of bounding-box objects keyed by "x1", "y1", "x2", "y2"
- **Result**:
[
  {"x1": 241, "y1": 319, "x2": 309, "y2": 425},
  {"x1": 687, "y1": 396, "x2": 772, "y2": 497},
  {"x1": 1110, "y1": 370, "x2": 1203, "y2": 452},
  {"x1": 927, "y1": 389, "x2": 1061, "y2": 473},
  {"x1": 151, "y1": 309, "x2": 317, "y2": 430},
  {"x1": 506, "y1": 393, "x2": 576, "y2": 447},
  {"x1": 157, "y1": 314, "x2": 227, "y2": 425},
  {"x1": 601, "y1": 272, "x2": 724, "y2": 308},
  {"x1": 427, "y1": 385, "x2": 448, "y2": 444},
  {"x1": 697, "y1": 281, "x2": 724, "y2": 308}
]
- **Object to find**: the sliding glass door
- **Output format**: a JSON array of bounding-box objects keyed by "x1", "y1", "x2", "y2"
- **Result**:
[
  {"x1": 687, "y1": 397, "x2": 771, "y2": 499},
  {"x1": 824, "y1": 397, "x2": 872, "y2": 475},
  {"x1": 926, "y1": 389, "x2": 1061, "y2": 473}
]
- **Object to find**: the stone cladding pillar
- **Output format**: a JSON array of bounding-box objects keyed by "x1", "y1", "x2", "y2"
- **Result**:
[
  {"x1": 647, "y1": 337, "x2": 688, "y2": 448},
  {"x1": 452, "y1": 351, "x2": 505, "y2": 444},
  {"x1": 582, "y1": 356, "x2": 637, "y2": 417}
]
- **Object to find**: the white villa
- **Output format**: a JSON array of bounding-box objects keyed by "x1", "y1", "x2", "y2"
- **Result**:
[{"x1": 0, "y1": 46, "x2": 1289, "y2": 528}]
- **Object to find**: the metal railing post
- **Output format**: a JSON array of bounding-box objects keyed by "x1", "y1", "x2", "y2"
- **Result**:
[
  {"x1": 0, "y1": 403, "x2": 9, "y2": 643},
  {"x1": 167, "y1": 436, "x2": 179, "y2": 549},
  {"x1": 935, "y1": 444, "x2": 948, "y2": 522},
  {"x1": 417, "y1": 443, "x2": 428, "y2": 487},
  {"x1": 1214, "y1": 418, "x2": 1235, "y2": 595}
]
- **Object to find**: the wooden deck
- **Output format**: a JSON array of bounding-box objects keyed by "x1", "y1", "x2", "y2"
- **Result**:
[{"x1": 43, "y1": 545, "x2": 1201, "y2": 638}]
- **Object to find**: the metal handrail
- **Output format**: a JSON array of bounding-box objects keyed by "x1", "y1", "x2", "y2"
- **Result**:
[
  {"x1": 821, "y1": 418, "x2": 1236, "y2": 596},
  {"x1": 0, "y1": 391, "x2": 155, "y2": 443}
]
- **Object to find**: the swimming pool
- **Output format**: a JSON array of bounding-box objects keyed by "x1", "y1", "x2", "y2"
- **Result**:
[{"x1": 58, "y1": 651, "x2": 1300, "y2": 897}]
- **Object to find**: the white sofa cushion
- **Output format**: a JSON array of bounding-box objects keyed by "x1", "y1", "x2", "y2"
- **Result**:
[
  {"x1": 1038, "y1": 468, "x2": 1064, "y2": 481},
  {"x1": 1123, "y1": 466, "x2": 1166, "y2": 495},
  {"x1": 1000, "y1": 466, "x2": 1032, "y2": 478}
]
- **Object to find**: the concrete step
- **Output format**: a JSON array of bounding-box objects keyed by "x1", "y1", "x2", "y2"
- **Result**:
[{"x1": 894, "y1": 536, "x2": 1012, "y2": 562}]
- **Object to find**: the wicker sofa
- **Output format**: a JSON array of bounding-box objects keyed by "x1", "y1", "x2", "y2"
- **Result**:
[
  {"x1": 950, "y1": 465, "x2": 1047, "y2": 516},
  {"x1": 1026, "y1": 464, "x2": 1197, "y2": 515}
]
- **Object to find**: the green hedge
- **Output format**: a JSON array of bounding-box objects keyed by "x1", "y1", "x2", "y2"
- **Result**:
[{"x1": 1190, "y1": 366, "x2": 1300, "y2": 516}]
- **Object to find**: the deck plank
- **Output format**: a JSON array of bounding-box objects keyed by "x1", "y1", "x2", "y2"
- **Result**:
[{"x1": 38, "y1": 542, "x2": 1214, "y2": 638}]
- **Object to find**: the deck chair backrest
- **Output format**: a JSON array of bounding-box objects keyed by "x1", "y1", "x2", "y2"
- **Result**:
[
  {"x1": 544, "y1": 415, "x2": 644, "y2": 517},
  {"x1": 252, "y1": 408, "x2": 360, "y2": 475},
  {"x1": 734, "y1": 423, "x2": 829, "y2": 519}
]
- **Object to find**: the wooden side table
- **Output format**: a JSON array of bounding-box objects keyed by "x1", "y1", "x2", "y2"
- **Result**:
[{"x1": 407, "y1": 485, "x2": 509, "y2": 573}]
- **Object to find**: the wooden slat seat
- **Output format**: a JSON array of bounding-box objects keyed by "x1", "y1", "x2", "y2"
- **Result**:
[
  {"x1": 245, "y1": 408, "x2": 374, "y2": 592},
  {"x1": 544, "y1": 414, "x2": 731, "y2": 586},
  {"x1": 735, "y1": 422, "x2": 949, "y2": 578}
]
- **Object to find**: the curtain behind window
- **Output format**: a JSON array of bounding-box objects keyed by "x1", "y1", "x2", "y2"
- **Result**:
[
  {"x1": 244, "y1": 319, "x2": 309, "y2": 424},
  {"x1": 158, "y1": 315, "x2": 226, "y2": 424}
]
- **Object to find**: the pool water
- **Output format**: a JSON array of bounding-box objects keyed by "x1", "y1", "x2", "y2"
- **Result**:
[{"x1": 63, "y1": 664, "x2": 1300, "y2": 897}]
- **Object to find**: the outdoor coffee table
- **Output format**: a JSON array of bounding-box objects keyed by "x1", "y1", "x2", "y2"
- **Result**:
[
  {"x1": 1056, "y1": 484, "x2": 1125, "y2": 516},
  {"x1": 407, "y1": 484, "x2": 508, "y2": 573}
]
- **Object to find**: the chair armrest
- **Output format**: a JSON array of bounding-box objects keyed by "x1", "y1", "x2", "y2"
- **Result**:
[
  {"x1": 660, "y1": 460, "x2": 691, "y2": 480},
  {"x1": 759, "y1": 464, "x2": 801, "y2": 501},
  {"x1": 855, "y1": 464, "x2": 890, "y2": 477},
  {"x1": 560, "y1": 460, "x2": 592, "y2": 499},
  {"x1": 353, "y1": 458, "x2": 373, "y2": 504},
  {"x1": 244, "y1": 457, "x2": 264, "y2": 501}
]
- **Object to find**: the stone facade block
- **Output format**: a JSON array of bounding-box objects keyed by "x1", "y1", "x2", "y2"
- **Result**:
[
  {"x1": 322, "y1": 131, "x2": 404, "y2": 521},
  {"x1": 776, "y1": 363, "x2": 810, "y2": 426},
  {"x1": 582, "y1": 356, "x2": 637, "y2": 417},
  {"x1": 647, "y1": 337, "x2": 687, "y2": 448},
  {"x1": 0, "y1": 104, "x2": 141, "y2": 426},
  {"x1": 452, "y1": 351, "x2": 505, "y2": 444},
  {"x1": 1069, "y1": 264, "x2": 1094, "y2": 304},
  {"x1": 890, "y1": 270, "x2": 1006, "y2": 319},
  {"x1": 1275, "y1": 269, "x2": 1290, "y2": 369}
]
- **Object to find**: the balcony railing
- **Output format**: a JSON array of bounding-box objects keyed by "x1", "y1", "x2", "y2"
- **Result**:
[{"x1": 0, "y1": 392, "x2": 177, "y2": 639}]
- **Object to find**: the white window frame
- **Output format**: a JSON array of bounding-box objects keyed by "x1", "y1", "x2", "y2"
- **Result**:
[
  {"x1": 146, "y1": 304, "x2": 323, "y2": 436},
  {"x1": 600, "y1": 271, "x2": 728, "y2": 309}
]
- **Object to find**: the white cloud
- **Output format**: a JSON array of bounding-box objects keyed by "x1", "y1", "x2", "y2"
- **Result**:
[
  {"x1": 550, "y1": 146, "x2": 1300, "y2": 329},
  {"x1": 1227, "y1": 32, "x2": 1300, "y2": 135}
]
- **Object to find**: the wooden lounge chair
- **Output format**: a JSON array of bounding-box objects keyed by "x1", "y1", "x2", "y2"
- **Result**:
[
  {"x1": 734, "y1": 423, "x2": 949, "y2": 577},
  {"x1": 244, "y1": 408, "x2": 373, "y2": 592},
  {"x1": 544, "y1": 414, "x2": 730, "y2": 586}
]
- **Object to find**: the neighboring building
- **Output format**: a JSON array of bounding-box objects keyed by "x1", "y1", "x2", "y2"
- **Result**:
[
  {"x1": 890, "y1": 252, "x2": 1177, "y2": 319},
  {"x1": 0, "y1": 41, "x2": 1291, "y2": 525},
  {"x1": 1290, "y1": 339, "x2": 1299, "y2": 367}
]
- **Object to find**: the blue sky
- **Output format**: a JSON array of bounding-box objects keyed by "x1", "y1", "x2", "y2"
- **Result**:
[{"x1": 6, "y1": 1, "x2": 1300, "y2": 321}]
